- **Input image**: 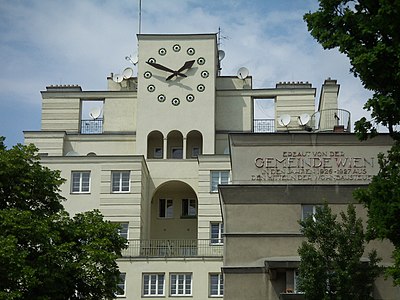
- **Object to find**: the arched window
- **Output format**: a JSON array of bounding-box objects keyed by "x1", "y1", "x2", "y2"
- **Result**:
[
  {"x1": 167, "y1": 131, "x2": 183, "y2": 159},
  {"x1": 186, "y1": 130, "x2": 203, "y2": 158},
  {"x1": 147, "y1": 131, "x2": 164, "y2": 159}
]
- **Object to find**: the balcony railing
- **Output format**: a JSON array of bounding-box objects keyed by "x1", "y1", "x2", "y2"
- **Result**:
[
  {"x1": 310, "y1": 109, "x2": 351, "y2": 132},
  {"x1": 121, "y1": 239, "x2": 223, "y2": 258},
  {"x1": 254, "y1": 119, "x2": 275, "y2": 133},
  {"x1": 80, "y1": 119, "x2": 103, "y2": 134}
]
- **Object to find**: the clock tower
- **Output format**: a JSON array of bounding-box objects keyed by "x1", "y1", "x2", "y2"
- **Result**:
[{"x1": 136, "y1": 34, "x2": 217, "y2": 157}]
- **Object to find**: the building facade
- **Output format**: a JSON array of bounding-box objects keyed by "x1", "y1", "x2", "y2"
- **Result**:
[
  {"x1": 23, "y1": 33, "x2": 397, "y2": 299},
  {"x1": 219, "y1": 133, "x2": 398, "y2": 300}
]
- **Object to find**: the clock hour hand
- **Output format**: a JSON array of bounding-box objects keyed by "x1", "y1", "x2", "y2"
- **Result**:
[
  {"x1": 177, "y1": 60, "x2": 195, "y2": 73},
  {"x1": 166, "y1": 60, "x2": 195, "y2": 81}
]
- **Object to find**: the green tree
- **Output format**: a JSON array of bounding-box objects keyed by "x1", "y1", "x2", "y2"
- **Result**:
[
  {"x1": 304, "y1": 0, "x2": 400, "y2": 284},
  {"x1": 304, "y1": 0, "x2": 400, "y2": 139},
  {"x1": 298, "y1": 204, "x2": 381, "y2": 299},
  {"x1": 0, "y1": 138, "x2": 127, "y2": 299},
  {"x1": 354, "y1": 142, "x2": 400, "y2": 285}
]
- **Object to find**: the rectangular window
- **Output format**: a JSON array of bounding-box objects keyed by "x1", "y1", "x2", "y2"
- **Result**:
[
  {"x1": 112, "y1": 171, "x2": 130, "y2": 193},
  {"x1": 154, "y1": 147, "x2": 163, "y2": 159},
  {"x1": 294, "y1": 270, "x2": 303, "y2": 293},
  {"x1": 116, "y1": 272, "x2": 126, "y2": 297},
  {"x1": 143, "y1": 273, "x2": 165, "y2": 296},
  {"x1": 170, "y1": 273, "x2": 192, "y2": 296},
  {"x1": 116, "y1": 222, "x2": 129, "y2": 240},
  {"x1": 301, "y1": 204, "x2": 321, "y2": 221},
  {"x1": 159, "y1": 199, "x2": 173, "y2": 218},
  {"x1": 209, "y1": 273, "x2": 224, "y2": 297},
  {"x1": 71, "y1": 171, "x2": 90, "y2": 193},
  {"x1": 171, "y1": 147, "x2": 183, "y2": 159},
  {"x1": 210, "y1": 222, "x2": 224, "y2": 245},
  {"x1": 192, "y1": 147, "x2": 200, "y2": 158},
  {"x1": 182, "y1": 199, "x2": 196, "y2": 217},
  {"x1": 210, "y1": 171, "x2": 229, "y2": 192}
]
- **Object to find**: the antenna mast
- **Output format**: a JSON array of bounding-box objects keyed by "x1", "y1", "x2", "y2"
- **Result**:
[{"x1": 138, "y1": 0, "x2": 142, "y2": 34}]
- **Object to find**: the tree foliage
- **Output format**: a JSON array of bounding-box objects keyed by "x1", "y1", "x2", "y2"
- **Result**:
[
  {"x1": 298, "y1": 204, "x2": 381, "y2": 299},
  {"x1": 0, "y1": 138, "x2": 127, "y2": 299},
  {"x1": 354, "y1": 141, "x2": 400, "y2": 285},
  {"x1": 304, "y1": 0, "x2": 400, "y2": 139}
]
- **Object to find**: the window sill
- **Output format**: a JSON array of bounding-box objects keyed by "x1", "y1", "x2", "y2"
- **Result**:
[
  {"x1": 180, "y1": 215, "x2": 197, "y2": 219},
  {"x1": 70, "y1": 192, "x2": 91, "y2": 194}
]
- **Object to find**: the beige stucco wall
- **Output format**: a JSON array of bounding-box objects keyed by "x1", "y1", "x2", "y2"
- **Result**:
[
  {"x1": 136, "y1": 34, "x2": 217, "y2": 156},
  {"x1": 118, "y1": 258, "x2": 223, "y2": 299}
]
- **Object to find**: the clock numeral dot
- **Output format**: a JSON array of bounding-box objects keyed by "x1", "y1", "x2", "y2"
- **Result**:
[
  {"x1": 172, "y1": 98, "x2": 180, "y2": 106},
  {"x1": 158, "y1": 94, "x2": 166, "y2": 102},
  {"x1": 186, "y1": 94, "x2": 195, "y2": 102},
  {"x1": 187, "y1": 47, "x2": 195, "y2": 56},
  {"x1": 147, "y1": 84, "x2": 156, "y2": 92},
  {"x1": 197, "y1": 57, "x2": 206, "y2": 65},
  {"x1": 197, "y1": 84, "x2": 205, "y2": 92},
  {"x1": 201, "y1": 70, "x2": 209, "y2": 78}
]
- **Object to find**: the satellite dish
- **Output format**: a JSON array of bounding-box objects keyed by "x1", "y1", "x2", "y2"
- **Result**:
[
  {"x1": 112, "y1": 73, "x2": 123, "y2": 83},
  {"x1": 298, "y1": 113, "x2": 311, "y2": 126},
  {"x1": 125, "y1": 54, "x2": 138, "y2": 65},
  {"x1": 237, "y1": 67, "x2": 249, "y2": 80},
  {"x1": 89, "y1": 107, "x2": 102, "y2": 119},
  {"x1": 218, "y1": 50, "x2": 225, "y2": 61},
  {"x1": 123, "y1": 67, "x2": 134, "y2": 79},
  {"x1": 278, "y1": 114, "x2": 291, "y2": 126},
  {"x1": 66, "y1": 151, "x2": 79, "y2": 156}
]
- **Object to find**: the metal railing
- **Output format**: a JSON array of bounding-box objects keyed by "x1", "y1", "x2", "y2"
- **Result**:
[
  {"x1": 80, "y1": 119, "x2": 103, "y2": 134},
  {"x1": 121, "y1": 239, "x2": 223, "y2": 258},
  {"x1": 310, "y1": 109, "x2": 351, "y2": 132},
  {"x1": 254, "y1": 119, "x2": 275, "y2": 133}
]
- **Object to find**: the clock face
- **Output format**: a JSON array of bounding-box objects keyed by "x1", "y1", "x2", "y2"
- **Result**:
[{"x1": 143, "y1": 43, "x2": 212, "y2": 106}]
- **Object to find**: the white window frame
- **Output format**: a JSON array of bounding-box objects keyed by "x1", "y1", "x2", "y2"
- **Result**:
[
  {"x1": 209, "y1": 273, "x2": 223, "y2": 297},
  {"x1": 71, "y1": 171, "x2": 90, "y2": 193},
  {"x1": 116, "y1": 222, "x2": 129, "y2": 240},
  {"x1": 116, "y1": 272, "x2": 126, "y2": 297},
  {"x1": 210, "y1": 170, "x2": 230, "y2": 193},
  {"x1": 159, "y1": 199, "x2": 173, "y2": 218},
  {"x1": 170, "y1": 273, "x2": 192, "y2": 296},
  {"x1": 181, "y1": 198, "x2": 196, "y2": 217},
  {"x1": 301, "y1": 204, "x2": 322, "y2": 221},
  {"x1": 210, "y1": 222, "x2": 224, "y2": 245},
  {"x1": 111, "y1": 171, "x2": 130, "y2": 193},
  {"x1": 143, "y1": 273, "x2": 165, "y2": 297}
]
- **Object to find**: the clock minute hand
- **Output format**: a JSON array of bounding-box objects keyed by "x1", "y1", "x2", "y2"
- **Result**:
[{"x1": 146, "y1": 61, "x2": 176, "y2": 74}]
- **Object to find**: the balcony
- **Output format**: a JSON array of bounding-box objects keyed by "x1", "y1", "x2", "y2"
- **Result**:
[
  {"x1": 121, "y1": 239, "x2": 223, "y2": 258},
  {"x1": 80, "y1": 119, "x2": 103, "y2": 134},
  {"x1": 311, "y1": 109, "x2": 351, "y2": 132},
  {"x1": 254, "y1": 119, "x2": 275, "y2": 133}
]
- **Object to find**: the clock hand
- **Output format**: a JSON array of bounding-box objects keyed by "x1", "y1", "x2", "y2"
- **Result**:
[
  {"x1": 146, "y1": 61, "x2": 176, "y2": 74},
  {"x1": 166, "y1": 60, "x2": 196, "y2": 81},
  {"x1": 177, "y1": 60, "x2": 195, "y2": 73}
]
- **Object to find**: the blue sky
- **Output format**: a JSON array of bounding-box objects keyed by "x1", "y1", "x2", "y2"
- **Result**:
[{"x1": 0, "y1": 0, "x2": 372, "y2": 148}]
